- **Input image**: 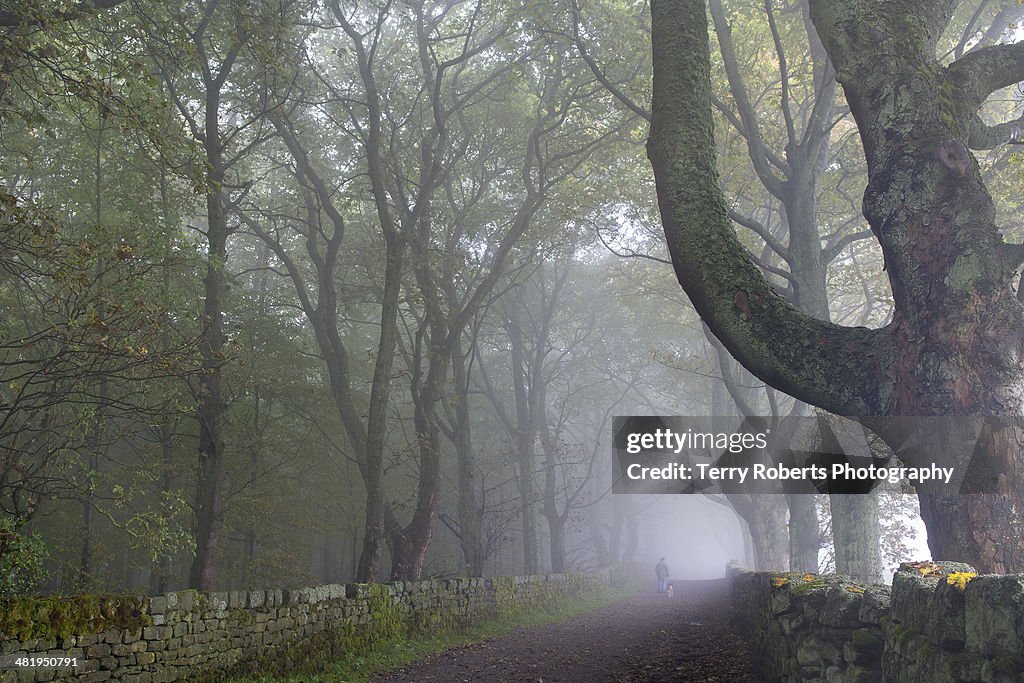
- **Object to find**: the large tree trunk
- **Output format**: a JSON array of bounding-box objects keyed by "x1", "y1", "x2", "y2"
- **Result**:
[
  {"x1": 878, "y1": 417, "x2": 1024, "y2": 572},
  {"x1": 810, "y1": 0, "x2": 1024, "y2": 572},
  {"x1": 387, "y1": 355, "x2": 444, "y2": 580},
  {"x1": 356, "y1": 231, "x2": 404, "y2": 582}
]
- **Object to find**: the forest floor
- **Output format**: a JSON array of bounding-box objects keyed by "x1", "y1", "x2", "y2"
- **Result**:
[{"x1": 370, "y1": 579, "x2": 763, "y2": 683}]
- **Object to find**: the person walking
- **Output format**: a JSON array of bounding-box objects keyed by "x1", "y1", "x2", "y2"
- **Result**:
[{"x1": 655, "y1": 557, "x2": 670, "y2": 593}]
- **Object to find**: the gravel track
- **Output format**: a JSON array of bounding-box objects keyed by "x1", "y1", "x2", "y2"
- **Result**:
[{"x1": 371, "y1": 578, "x2": 763, "y2": 682}]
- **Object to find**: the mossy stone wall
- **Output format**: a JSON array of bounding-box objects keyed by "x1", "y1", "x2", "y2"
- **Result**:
[
  {"x1": 0, "y1": 569, "x2": 613, "y2": 682},
  {"x1": 729, "y1": 561, "x2": 1024, "y2": 683}
]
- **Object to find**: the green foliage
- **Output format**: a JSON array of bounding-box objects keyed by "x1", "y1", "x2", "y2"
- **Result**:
[
  {"x1": 0, "y1": 517, "x2": 48, "y2": 597},
  {"x1": 116, "y1": 489, "x2": 196, "y2": 565},
  {"x1": 0, "y1": 192, "x2": 198, "y2": 574}
]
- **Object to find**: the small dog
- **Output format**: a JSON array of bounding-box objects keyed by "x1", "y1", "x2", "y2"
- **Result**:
[{"x1": 666, "y1": 583, "x2": 674, "y2": 598}]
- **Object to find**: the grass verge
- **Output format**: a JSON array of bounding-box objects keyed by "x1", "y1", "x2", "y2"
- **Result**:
[{"x1": 229, "y1": 586, "x2": 635, "y2": 683}]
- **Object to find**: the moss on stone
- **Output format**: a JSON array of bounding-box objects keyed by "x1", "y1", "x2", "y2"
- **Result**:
[
  {"x1": 890, "y1": 622, "x2": 915, "y2": 644},
  {"x1": 0, "y1": 594, "x2": 150, "y2": 641},
  {"x1": 852, "y1": 627, "x2": 882, "y2": 649},
  {"x1": 790, "y1": 578, "x2": 830, "y2": 597},
  {"x1": 365, "y1": 583, "x2": 406, "y2": 645},
  {"x1": 990, "y1": 654, "x2": 1024, "y2": 675},
  {"x1": 493, "y1": 576, "x2": 516, "y2": 619},
  {"x1": 227, "y1": 607, "x2": 253, "y2": 628}
]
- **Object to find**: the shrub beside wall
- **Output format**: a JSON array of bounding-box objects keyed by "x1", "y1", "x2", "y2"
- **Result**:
[
  {"x1": 730, "y1": 561, "x2": 1024, "y2": 683},
  {"x1": 0, "y1": 569, "x2": 614, "y2": 682}
]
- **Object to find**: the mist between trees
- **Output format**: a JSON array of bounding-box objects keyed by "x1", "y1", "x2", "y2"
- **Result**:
[{"x1": 2, "y1": 0, "x2": 1024, "y2": 595}]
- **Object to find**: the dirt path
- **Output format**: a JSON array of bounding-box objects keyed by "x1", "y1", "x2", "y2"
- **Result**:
[{"x1": 372, "y1": 579, "x2": 763, "y2": 683}]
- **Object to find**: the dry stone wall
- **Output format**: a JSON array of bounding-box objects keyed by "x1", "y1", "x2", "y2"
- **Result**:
[
  {"x1": 0, "y1": 569, "x2": 615, "y2": 683},
  {"x1": 730, "y1": 561, "x2": 1024, "y2": 683}
]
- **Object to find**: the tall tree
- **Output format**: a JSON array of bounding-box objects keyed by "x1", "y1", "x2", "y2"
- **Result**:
[
  {"x1": 649, "y1": 0, "x2": 1024, "y2": 572},
  {"x1": 138, "y1": 0, "x2": 270, "y2": 588}
]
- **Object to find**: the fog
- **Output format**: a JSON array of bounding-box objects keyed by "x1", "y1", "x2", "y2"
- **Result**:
[
  {"x1": 4, "y1": 0, "x2": 1007, "y2": 599},
  {"x1": 634, "y1": 497, "x2": 746, "y2": 580}
]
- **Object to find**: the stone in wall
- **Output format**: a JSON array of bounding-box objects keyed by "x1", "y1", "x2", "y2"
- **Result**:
[{"x1": 729, "y1": 566, "x2": 887, "y2": 683}]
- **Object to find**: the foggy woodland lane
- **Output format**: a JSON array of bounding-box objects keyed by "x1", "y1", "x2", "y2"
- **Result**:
[
  {"x1": 9, "y1": 0, "x2": 1024, "y2": 680},
  {"x1": 372, "y1": 580, "x2": 761, "y2": 683}
]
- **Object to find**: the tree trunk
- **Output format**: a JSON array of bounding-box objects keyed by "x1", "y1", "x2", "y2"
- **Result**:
[
  {"x1": 817, "y1": 416, "x2": 882, "y2": 581},
  {"x1": 623, "y1": 499, "x2": 639, "y2": 562},
  {"x1": 387, "y1": 372, "x2": 443, "y2": 580},
  {"x1": 787, "y1": 493, "x2": 820, "y2": 572},
  {"x1": 830, "y1": 494, "x2": 881, "y2": 582},
  {"x1": 508, "y1": 319, "x2": 540, "y2": 574},
  {"x1": 77, "y1": 495, "x2": 93, "y2": 591},
  {"x1": 189, "y1": 106, "x2": 228, "y2": 591},
  {"x1": 540, "y1": 428, "x2": 567, "y2": 573},
  {"x1": 450, "y1": 338, "x2": 484, "y2": 577},
  {"x1": 547, "y1": 515, "x2": 567, "y2": 573},
  {"x1": 609, "y1": 496, "x2": 624, "y2": 563},
  {"x1": 811, "y1": 0, "x2": 1024, "y2": 572},
  {"x1": 156, "y1": 420, "x2": 175, "y2": 593},
  {"x1": 749, "y1": 496, "x2": 789, "y2": 570},
  {"x1": 711, "y1": 346, "x2": 793, "y2": 571},
  {"x1": 585, "y1": 501, "x2": 610, "y2": 567},
  {"x1": 880, "y1": 417, "x2": 1024, "y2": 572},
  {"x1": 356, "y1": 228, "x2": 404, "y2": 582}
]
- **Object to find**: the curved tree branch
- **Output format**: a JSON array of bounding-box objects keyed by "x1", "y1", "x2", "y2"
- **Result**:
[
  {"x1": 569, "y1": 0, "x2": 650, "y2": 123},
  {"x1": 648, "y1": 0, "x2": 887, "y2": 418},
  {"x1": 947, "y1": 41, "x2": 1024, "y2": 109},
  {"x1": 727, "y1": 208, "x2": 789, "y2": 261},
  {"x1": 968, "y1": 113, "x2": 1024, "y2": 150}
]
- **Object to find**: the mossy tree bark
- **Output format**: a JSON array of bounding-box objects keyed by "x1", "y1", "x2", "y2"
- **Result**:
[{"x1": 650, "y1": 0, "x2": 1024, "y2": 572}]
